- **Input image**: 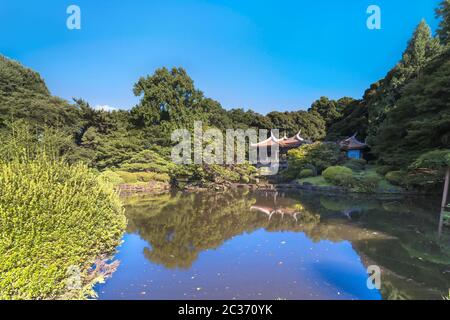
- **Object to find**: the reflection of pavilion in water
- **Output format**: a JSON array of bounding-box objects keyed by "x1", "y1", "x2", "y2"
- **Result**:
[
  {"x1": 250, "y1": 191, "x2": 303, "y2": 222},
  {"x1": 251, "y1": 191, "x2": 363, "y2": 222}
]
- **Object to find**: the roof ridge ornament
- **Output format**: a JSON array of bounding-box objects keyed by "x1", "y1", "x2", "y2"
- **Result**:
[
  {"x1": 270, "y1": 131, "x2": 280, "y2": 142},
  {"x1": 295, "y1": 130, "x2": 304, "y2": 141}
]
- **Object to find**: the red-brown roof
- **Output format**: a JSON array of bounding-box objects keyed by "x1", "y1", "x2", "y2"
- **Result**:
[
  {"x1": 251, "y1": 131, "x2": 309, "y2": 149},
  {"x1": 339, "y1": 133, "x2": 368, "y2": 151}
]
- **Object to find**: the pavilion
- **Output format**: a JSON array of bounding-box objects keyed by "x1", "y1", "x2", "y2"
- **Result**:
[
  {"x1": 251, "y1": 131, "x2": 311, "y2": 169},
  {"x1": 339, "y1": 133, "x2": 368, "y2": 160}
]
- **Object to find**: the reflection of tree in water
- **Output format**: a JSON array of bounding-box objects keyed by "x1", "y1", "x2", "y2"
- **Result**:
[
  {"x1": 310, "y1": 193, "x2": 450, "y2": 300},
  {"x1": 125, "y1": 190, "x2": 320, "y2": 269},
  {"x1": 124, "y1": 190, "x2": 450, "y2": 299}
]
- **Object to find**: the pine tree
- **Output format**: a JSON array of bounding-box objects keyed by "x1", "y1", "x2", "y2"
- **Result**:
[
  {"x1": 436, "y1": 0, "x2": 450, "y2": 45},
  {"x1": 393, "y1": 20, "x2": 441, "y2": 87},
  {"x1": 366, "y1": 20, "x2": 441, "y2": 145}
]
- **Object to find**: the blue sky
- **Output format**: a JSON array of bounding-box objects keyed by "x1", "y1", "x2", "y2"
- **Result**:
[{"x1": 0, "y1": 0, "x2": 442, "y2": 114}]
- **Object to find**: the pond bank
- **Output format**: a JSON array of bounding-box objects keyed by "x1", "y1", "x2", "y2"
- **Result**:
[{"x1": 117, "y1": 180, "x2": 431, "y2": 196}]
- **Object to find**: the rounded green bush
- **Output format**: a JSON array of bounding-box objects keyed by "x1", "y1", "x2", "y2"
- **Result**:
[
  {"x1": 343, "y1": 159, "x2": 366, "y2": 172},
  {"x1": 322, "y1": 166, "x2": 354, "y2": 185},
  {"x1": 385, "y1": 171, "x2": 406, "y2": 186},
  {"x1": 0, "y1": 158, "x2": 126, "y2": 300},
  {"x1": 299, "y1": 169, "x2": 314, "y2": 178}
]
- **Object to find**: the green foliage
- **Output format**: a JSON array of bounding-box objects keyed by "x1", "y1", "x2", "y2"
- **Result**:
[
  {"x1": 0, "y1": 55, "x2": 82, "y2": 134},
  {"x1": 205, "y1": 165, "x2": 241, "y2": 183},
  {"x1": 367, "y1": 21, "x2": 442, "y2": 146},
  {"x1": 322, "y1": 166, "x2": 354, "y2": 185},
  {"x1": 410, "y1": 150, "x2": 450, "y2": 170},
  {"x1": 266, "y1": 110, "x2": 326, "y2": 140},
  {"x1": 120, "y1": 148, "x2": 176, "y2": 173},
  {"x1": 0, "y1": 157, "x2": 126, "y2": 299},
  {"x1": 299, "y1": 169, "x2": 315, "y2": 178},
  {"x1": 344, "y1": 159, "x2": 367, "y2": 172},
  {"x1": 376, "y1": 165, "x2": 395, "y2": 176},
  {"x1": 296, "y1": 176, "x2": 333, "y2": 187},
  {"x1": 115, "y1": 171, "x2": 171, "y2": 184},
  {"x1": 385, "y1": 171, "x2": 406, "y2": 186},
  {"x1": 436, "y1": 0, "x2": 450, "y2": 45},
  {"x1": 404, "y1": 170, "x2": 443, "y2": 190},
  {"x1": 286, "y1": 142, "x2": 343, "y2": 178},
  {"x1": 354, "y1": 173, "x2": 382, "y2": 193},
  {"x1": 326, "y1": 100, "x2": 368, "y2": 141},
  {"x1": 308, "y1": 96, "x2": 354, "y2": 129},
  {"x1": 373, "y1": 48, "x2": 450, "y2": 167},
  {"x1": 0, "y1": 120, "x2": 86, "y2": 165},
  {"x1": 98, "y1": 170, "x2": 125, "y2": 186}
]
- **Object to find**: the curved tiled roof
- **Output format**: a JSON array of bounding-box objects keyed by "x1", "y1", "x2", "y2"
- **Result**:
[
  {"x1": 339, "y1": 133, "x2": 368, "y2": 151},
  {"x1": 251, "y1": 131, "x2": 309, "y2": 149}
]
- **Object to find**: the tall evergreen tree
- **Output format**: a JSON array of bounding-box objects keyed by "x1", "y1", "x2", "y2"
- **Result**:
[
  {"x1": 366, "y1": 20, "x2": 441, "y2": 145},
  {"x1": 436, "y1": 0, "x2": 450, "y2": 45}
]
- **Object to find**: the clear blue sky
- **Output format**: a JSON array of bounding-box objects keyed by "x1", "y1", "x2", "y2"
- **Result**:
[{"x1": 0, "y1": 0, "x2": 442, "y2": 114}]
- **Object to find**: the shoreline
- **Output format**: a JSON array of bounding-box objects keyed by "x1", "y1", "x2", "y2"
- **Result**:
[{"x1": 117, "y1": 181, "x2": 435, "y2": 197}]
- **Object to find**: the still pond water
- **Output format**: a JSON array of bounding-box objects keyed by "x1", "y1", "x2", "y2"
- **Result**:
[{"x1": 96, "y1": 190, "x2": 450, "y2": 300}]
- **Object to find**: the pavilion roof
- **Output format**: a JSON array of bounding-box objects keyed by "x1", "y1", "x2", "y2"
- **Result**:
[
  {"x1": 251, "y1": 131, "x2": 309, "y2": 148},
  {"x1": 339, "y1": 133, "x2": 368, "y2": 151}
]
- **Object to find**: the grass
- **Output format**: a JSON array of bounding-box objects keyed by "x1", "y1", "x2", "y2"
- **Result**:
[{"x1": 296, "y1": 166, "x2": 404, "y2": 193}]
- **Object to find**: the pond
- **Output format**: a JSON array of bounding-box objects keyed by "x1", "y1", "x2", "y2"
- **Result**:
[{"x1": 96, "y1": 190, "x2": 450, "y2": 300}]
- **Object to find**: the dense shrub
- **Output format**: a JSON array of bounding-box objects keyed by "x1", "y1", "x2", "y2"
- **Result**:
[
  {"x1": 115, "y1": 170, "x2": 171, "y2": 183},
  {"x1": 206, "y1": 165, "x2": 241, "y2": 183},
  {"x1": 354, "y1": 173, "x2": 382, "y2": 193},
  {"x1": 240, "y1": 175, "x2": 250, "y2": 183},
  {"x1": 376, "y1": 165, "x2": 395, "y2": 176},
  {"x1": 299, "y1": 169, "x2": 315, "y2": 178},
  {"x1": 99, "y1": 170, "x2": 125, "y2": 186},
  {"x1": 403, "y1": 169, "x2": 443, "y2": 190},
  {"x1": 385, "y1": 171, "x2": 406, "y2": 186},
  {"x1": 120, "y1": 149, "x2": 176, "y2": 174},
  {"x1": 410, "y1": 150, "x2": 450, "y2": 170},
  {"x1": 288, "y1": 143, "x2": 343, "y2": 172},
  {"x1": 322, "y1": 166, "x2": 354, "y2": 186},
  {"x1": 0, "y1": 158, "x2": 126, "y2": 299},
  {"x1": 343, "y1": 159, "x2": 367, "y2": 172}
]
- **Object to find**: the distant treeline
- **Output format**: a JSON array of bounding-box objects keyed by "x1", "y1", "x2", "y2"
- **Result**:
[{"x1": 1, "y1": 2, "x2": 449, "y2": 171}]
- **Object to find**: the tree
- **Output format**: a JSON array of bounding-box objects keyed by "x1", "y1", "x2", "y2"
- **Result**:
[
  {"x1": 437, "y1": 0, "x2": 450, "y2": 45},
  {"x1": 411, "y1": 150, "x2": 450, "y2": 215},
  {"x1": 367, "y1": 20, "x2": 441, "y2": 145},
  {"x1": 131, "y1": 67, "x2": 205, "y2": 129},
  {"x1": 308, "y1": 97, "x2": 347, "y2": 128},
  {"x1": 265, "y1": 110, "x2": 326, "y2": 140},
  {"x1": 373, "y1": 48, "x2": 450, "y2": 167},
  {"x1": 0, "y1": 55, "x2": 82, "y2": 134}
]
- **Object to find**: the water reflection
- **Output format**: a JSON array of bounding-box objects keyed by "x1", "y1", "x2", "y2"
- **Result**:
[{"x1": 98, "y1": 190, "x2": 450, "y2": 300}]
